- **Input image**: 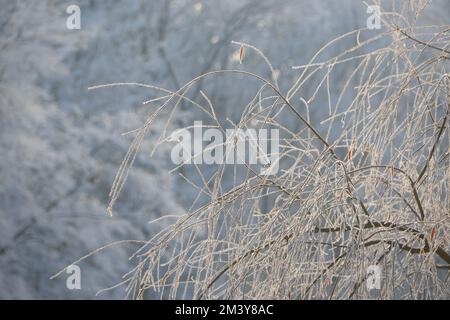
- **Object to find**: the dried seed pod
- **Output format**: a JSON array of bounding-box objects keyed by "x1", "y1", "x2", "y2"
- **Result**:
[
  {"x1": 430, "y1": 227, "x2": 436, "y2": 241},
  {"x1": 239, "y1": 45, "x2": 244, "y2": 64}
]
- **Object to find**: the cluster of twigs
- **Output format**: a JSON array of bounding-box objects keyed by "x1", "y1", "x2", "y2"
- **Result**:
[{"x1": 99, "y1": 3, "x2": 449, "y2": 299}]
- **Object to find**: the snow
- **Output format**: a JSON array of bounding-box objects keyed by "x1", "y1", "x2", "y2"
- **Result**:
[{"x1": 0, "y1": 0, "x2": 448, "y2": 299}]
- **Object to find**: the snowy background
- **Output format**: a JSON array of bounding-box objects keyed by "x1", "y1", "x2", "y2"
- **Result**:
[{"x1": 0, "y1": 0, "x2": 448, "y2": 299}]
